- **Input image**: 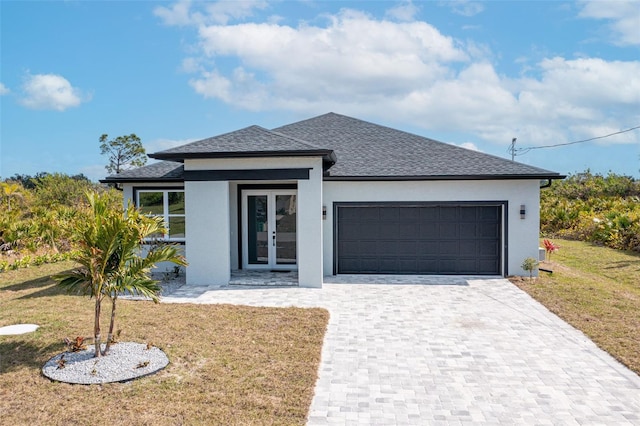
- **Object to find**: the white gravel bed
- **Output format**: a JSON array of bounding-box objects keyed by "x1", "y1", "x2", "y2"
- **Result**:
[{"x1": 42, "y1": 342, "x2": 169, "y2": 384}]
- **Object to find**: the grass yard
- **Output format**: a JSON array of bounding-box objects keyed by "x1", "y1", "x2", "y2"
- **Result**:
[
  {"x1": 0, "y1": 262, "x2": 329, "y2": 425},
  {"x1": 511, "y1": 239, "x2": 640, "y2": 376}
]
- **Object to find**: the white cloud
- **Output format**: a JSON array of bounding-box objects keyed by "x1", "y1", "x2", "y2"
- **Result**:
[
  {"x1": 0, "y1": 83, "x2": 9, "y2": 95},
  {"x1": 154, "y1": 0, "x2": 194, "y2": 26},
  {"x1": 443, "y1": 1, "x2": 485, "y2": 17},
  {"x1": 189, "y1": 9, "x2": 468, "y2": 110},
  {"x1": 385, "y1": 1, "x2": 420, "y2": 22},
  {"x1": 578, "y1": 0, "x2": 640, "y2": 46},
  {"x1": 20, "y1": 73, "x2": 86, "y2": 111},
  {"x1": 166, "y1": 3, "x2": 639, "y2": 149},
  {"x1": 457, "y1": 142, "x2": 480, "y2": 151},
  {"x1": 154, "y1": 0, "x2": 268, "y2": 26}
]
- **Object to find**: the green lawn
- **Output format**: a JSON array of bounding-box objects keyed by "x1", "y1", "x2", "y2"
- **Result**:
[
  {"x1": 511, "y1": 239, "x2": 640, "y2": 375},
  {"x1": 0, "y1": 262, "x2": 328, "y2": 425}
]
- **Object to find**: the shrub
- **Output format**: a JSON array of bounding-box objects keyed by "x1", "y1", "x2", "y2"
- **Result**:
[{"x1": 541, "y1": 171, "x2": 640, "y2": 252}]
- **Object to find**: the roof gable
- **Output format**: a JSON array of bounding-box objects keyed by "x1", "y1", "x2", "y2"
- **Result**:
[{"x1": 149, "y1": 125, "x2": 335, "y2": 163}]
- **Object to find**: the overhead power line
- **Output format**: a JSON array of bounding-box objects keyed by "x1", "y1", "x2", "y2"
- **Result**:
[{"x1": 511, "y1": 125, "x2": 640, "y2": 157}]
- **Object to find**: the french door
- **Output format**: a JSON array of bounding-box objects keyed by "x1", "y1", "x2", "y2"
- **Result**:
[{"x1": 242, "y1": 190, "x2": 297, "y2": 270}]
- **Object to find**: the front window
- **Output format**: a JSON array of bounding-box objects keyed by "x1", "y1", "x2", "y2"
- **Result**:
[{"x1": 137, "y1": 190, "x2": 185, "y2": 241}]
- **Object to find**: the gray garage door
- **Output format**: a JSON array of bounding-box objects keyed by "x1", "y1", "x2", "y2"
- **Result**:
[{"x1": 336, "y1": 204, "x2": 502, "y2": 275}]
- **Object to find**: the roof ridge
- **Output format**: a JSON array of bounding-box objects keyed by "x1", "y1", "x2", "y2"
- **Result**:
[
  {"x1": 278, "y1": 112, "x2": 556, "y2": 174},
  {"x1": 267, "y1": 128, "x2": 327, "y2": 150}
]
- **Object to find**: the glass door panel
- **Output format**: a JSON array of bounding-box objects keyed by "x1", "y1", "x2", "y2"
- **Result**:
[
  {"x1": 242, "y1": 190, "x2": 297, "y2": 270},
  {"x1": 247, "y1": 195, "x2": 268, "y2": 265},
  {"x1": 275, "y1": 194, "x2": 296, "y2": 265}
]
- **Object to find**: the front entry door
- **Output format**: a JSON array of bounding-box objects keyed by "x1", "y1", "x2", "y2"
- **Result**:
[{"x1": 242, "y1": 190, "x2": 297, "y2": 270}]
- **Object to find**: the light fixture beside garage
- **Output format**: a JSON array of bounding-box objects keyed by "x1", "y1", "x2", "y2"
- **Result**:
[
  {"x1": 322, "y1": 205, "x2": 327, "y2": 220},
  {"x1": 520, "y1": 204, "x2": 526, "y2": 219}
]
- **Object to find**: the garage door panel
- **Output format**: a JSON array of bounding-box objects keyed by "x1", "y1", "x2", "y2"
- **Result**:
[
  {"x1": 379, "y1": 258, "x2": 398, "y2": 273},
  {"x1": 339, "y1": 241, "x2": 359, "y2": 256},
  {"x1": 439, "y1": 223, "x2": 459, "y2": 239},
  {"x1": 478, "y1": 258, "x2": 500, "y2": 273},
  {"x1": 458, "y1": 259, "x2": 481, "y2": 273},
  {"x1": 438, "y1": 259, "x2": 459, "y2": 274},
  {"x1": 398, "y1": 223, "x2": 419, "y2": 238},
  {"x1": 419, "y1": 223, "x2": 437, "y2": 238},
  {"x1": 459, "y1": 241, "x2": 478, "y2": 256},
  {"x1": 398, "y1": 241, "x2": 417, "y2": 255},
  {"x1": 439, "y1": 206, "x2": 458, "y2": 219},
  {"x1": 479, "y1": 240, "x2": 500, "y2": 256},
  {"x1": 399, "y1": 208, "x2": 419, "y2": 220},
  {"x1": 419, "y1": 207, "x2": 438, "y2": 220},
  {"x1": 459, "y1": 208, "x2": 477, "y2": 221},
  {"x1": 360, "y1": 258, "x2": 379, "y2": 273},
  {"x1": 337, "y1": 205, "x2": 501, "y2": 275},
  {"x1": 479, "y1": 206, "x2": 500, "y2": 220},
  {"x1": 459, "y1": 223, "x2": 477, "y2": 238},
  {"x1": 358, "y1": 241, "x2": 378, "y2": 256},
  {"x1": 380, "y1": 207, "x2": 399, "y2": 221},
  {"x1": 339, "y1": 222, "x2": 363, "y2": 240},
  {"x1": 418, "y1": 241, "x2": 439, "y2": 254},
  {"x1": 377, "y1": 240, "x2": 397, "y2": 255},
  {"x1": 439, "y1": 241, "x2": 459, "y2": 255},
  {"x1": 398, "y1": 258, "x2": 418, "y2": 273},
  {"x1": 479, "y1": 223, "x2": 500, "y2": 238},
  {"x1": 338, "y1": 257, "x2": 360, "y2": 273}
]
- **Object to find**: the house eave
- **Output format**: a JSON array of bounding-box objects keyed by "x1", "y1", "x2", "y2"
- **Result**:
[
  {"x1": 99, "y1": 177, "x2": 185, "y2": 184},
  {"x1": 323, "y1": 173, "x2": 566, "y2": 181},
  {"x1": 149, "y1": 149, "x2": 336, "y2": 162}
]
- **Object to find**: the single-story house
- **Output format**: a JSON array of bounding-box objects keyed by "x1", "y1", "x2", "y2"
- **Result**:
[{"x1": 103, "y1": 112, "x2": 564, "y2": 288}]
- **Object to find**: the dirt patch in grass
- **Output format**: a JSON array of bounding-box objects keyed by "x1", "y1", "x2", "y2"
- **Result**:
[
  {"x1": 0, "y1": 263, "x2": 329, "y2": 425},
  {"x1": 511, "y1": 239, "x2": 640, "y2": 376}
]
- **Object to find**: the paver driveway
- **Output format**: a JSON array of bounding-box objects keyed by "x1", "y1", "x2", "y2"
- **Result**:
[{"x1": 163, "y1": 276, "x2": 640, "y2": 425}]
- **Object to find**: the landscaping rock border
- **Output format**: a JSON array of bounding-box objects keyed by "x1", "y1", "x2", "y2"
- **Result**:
[{"x1": 42, "y1": 342, "x2": 169, "y2": 384}]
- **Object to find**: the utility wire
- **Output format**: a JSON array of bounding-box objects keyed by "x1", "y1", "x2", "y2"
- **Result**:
[{"x1": 513, "y1": 125, "x2": 640, "y2": 156}]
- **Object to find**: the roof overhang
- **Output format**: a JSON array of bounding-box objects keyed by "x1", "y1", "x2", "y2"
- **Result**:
[
  {"x1": 323, "y1": 173, "x2": 566, "y2": 181},
  {"x1": 99, "y1": 177, "x2": 184, "y2": 184},
  {"x1": 149, "y1": 149, "x2": 337, "y2": 167}
]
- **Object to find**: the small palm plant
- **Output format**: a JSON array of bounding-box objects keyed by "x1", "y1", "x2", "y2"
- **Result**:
[{"x1": 54, "y1": 191, "x2": 187, "y2": 357}]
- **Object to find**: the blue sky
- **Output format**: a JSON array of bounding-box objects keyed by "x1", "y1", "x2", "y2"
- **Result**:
[{"x1": 1, "y1": 0, "x2": 639, "y2": 181}]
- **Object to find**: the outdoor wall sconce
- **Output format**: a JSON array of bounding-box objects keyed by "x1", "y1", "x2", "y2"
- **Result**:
[
  {"x1": 520, "y1": 204, "x2": 526, "y2": 219},
  {"x1": 322, "y1": 205, "x2": 327, "y2": 220}
]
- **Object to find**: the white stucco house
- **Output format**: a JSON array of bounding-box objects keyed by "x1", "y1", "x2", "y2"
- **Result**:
[{"x1": 103, "y1": 113, "x2": 563, "y2": 288}]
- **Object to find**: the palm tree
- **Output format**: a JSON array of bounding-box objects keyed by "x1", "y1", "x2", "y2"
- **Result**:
[
  {"x1": 1, "y1": 181, "x2": 24, "y2": 211},
  {"x1": 54, "y1": 191, "x2": 187, "y2": 357}
]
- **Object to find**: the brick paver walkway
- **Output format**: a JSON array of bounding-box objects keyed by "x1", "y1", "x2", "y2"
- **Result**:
[{"x1": 163, "y1": 276, "x2": 640, "y2": 425}]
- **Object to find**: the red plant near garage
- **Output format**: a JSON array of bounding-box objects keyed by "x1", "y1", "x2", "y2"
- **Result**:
[{"x1": 543, "y1": 239, "x2": 560, "y2": 261}]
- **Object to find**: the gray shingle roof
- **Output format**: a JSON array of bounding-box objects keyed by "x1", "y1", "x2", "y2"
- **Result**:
[
  {"x1": 102, "y1": 161, "x2": 183, "y2": 183},
  {"x1": 274, "y1": 113, "x2": 560, "y2": 179},
  {"x1": 104, "y1": 113, "x2": 562, "y2": 182},
  {"x1": 149, "y1": 125, "x2": 334, "y2": 161}
]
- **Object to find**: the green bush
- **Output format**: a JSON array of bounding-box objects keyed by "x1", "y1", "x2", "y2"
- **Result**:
[
  {"x1": 0, "y1": 172, "x2": 121, "y2": 272},
  {"x1": 541, "y1": 171, "x2": 640, "y2": 252}
]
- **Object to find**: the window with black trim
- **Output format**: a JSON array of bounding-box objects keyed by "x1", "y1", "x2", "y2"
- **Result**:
[{"x1": 137, "y1": 190, "x2": 185, "y2": 241}]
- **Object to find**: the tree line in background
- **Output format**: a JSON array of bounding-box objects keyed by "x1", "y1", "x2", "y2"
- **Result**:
[
  {"x1": 541, "y1": 171, "x2": 640, "y2": 252},
  {"x1": 0, "y1": 173, "x2": 121, "y2": 271}
]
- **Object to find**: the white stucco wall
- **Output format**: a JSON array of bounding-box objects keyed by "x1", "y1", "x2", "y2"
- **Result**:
[
  {"x1": 322, "y1": 179, "x2": 541, "y2": 277},
  {"x1": 184, "y1": 156, "x2": 324, "y2": 288},
  {"x1": 184, "y1": 180, "x2": 230, "y2": 285}
]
